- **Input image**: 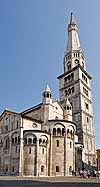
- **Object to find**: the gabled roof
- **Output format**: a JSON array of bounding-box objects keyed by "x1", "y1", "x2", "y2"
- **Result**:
[
  {"x1": 21, "y1": 103, "x2": 42, "y2": 116},
  {"x1": 0, "y1": 109, "x2": 20, "y2": 120}
]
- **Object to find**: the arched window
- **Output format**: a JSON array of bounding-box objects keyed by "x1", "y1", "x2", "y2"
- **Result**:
[
  {"x1": 57, "y1": 128, "x2": 61, "y2": 136},
  {"x1": 33, "y1": 138, "x2": 36, "y2": 144},
  {"x1": 28, "y1": 138, "x2": 32, "y2": 144},
  {"x1": 47, "y1": 93, "x2": 49, "y2": 98},
  {"x1": 67, "y1": 61, "x2": 71, "y2": 71},
  {"x1": 41, "y1": 165, "x2": 44, "y2": 172},
  {"x1": 43, "y1": 139, "x2": 45, "y2": 144},
  {"x1": 5, "y1": 138, "x2": 9, "y2": 149},
  {"x1": 53, "y1": 128, "x2": 56, "y2": 136},
  {"x1": 39, "y1": 139, "x2": 42, "y2": 145},
  {"x1": 67, "y1": 106, "x2": 70, "y2": 110},
  {"x1": 56, "y1": 140, "x2": 59, "y2": 147},
  {"x1": 67, "y1": 129, "x2": 69, "y2": 134},
  {"x1": 15, "y1": 137, "x2": 17, "y2": 144},
  {"x1": 12, "y1": 137, "x2": 14, "y2": 144},
  {"x1": 29, "y1": 147, "x2": 31, "y2": 154},
  {"x1": 62, "y1": 128, "x2": 65, "y2": 136},
  {"x1": 70, "y1": 130, "x2": 72, "y2": 138}
]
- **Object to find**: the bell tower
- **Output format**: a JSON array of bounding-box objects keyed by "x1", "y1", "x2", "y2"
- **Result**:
[{"x1": 58, "y1": 13, "x2": 96, "y2": 170}]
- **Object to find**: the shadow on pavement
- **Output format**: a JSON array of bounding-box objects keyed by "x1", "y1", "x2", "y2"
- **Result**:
[{"x1": 0, "y1": 180, "x2": 100, "y2": 187}]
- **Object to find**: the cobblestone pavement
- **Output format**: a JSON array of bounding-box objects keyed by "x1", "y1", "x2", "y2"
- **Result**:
[{"x1": 0, "y1": 176, "x2": 100, "y2": 187}]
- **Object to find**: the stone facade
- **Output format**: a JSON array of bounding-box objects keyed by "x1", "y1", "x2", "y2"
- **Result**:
[
  {"x1": 58, "y1": 13, "x2": 96, "y2": 170},
  {"x1": 0, "y1": 85, "x2": 77, "y2": 176}
]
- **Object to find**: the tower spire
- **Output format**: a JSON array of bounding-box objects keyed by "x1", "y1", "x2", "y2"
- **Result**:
[
  {"x1": 67, "y1": 13, "x2": 80, "y2": 52},
  {"x1": 63, "y1": 13, "x2": 85, "y2": 72},
  {"x1": 70, "y1": 12, "x2": 76, "y2": 25}
]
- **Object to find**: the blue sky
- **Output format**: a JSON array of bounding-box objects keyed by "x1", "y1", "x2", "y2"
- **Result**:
[{"x1": 0, "y1": 0, "x2": 100, "y2": 148}]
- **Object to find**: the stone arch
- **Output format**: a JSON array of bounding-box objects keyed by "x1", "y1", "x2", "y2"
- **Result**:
[{"x1": 24, "y1": 133, "x2": 37, "y2": 145}]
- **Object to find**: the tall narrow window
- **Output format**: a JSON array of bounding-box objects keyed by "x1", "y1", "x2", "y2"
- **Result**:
[
  {"x1": 42, "y1": 148, "x2": 44, "y2": 154},
  {"x1": 56, "y1": 166, "x2": 59, "y2": 172},
  {"x1": 29, "y1": 147, "x2": 31, "y2": 154},
  {"x1": 70, "y1": 141, "x2": 72, "y2": 148},
  {"x1": 56, "y1": 140, "x2": 59, "y2": 147},
  {"x1": 41, "y1": 165, "x2": 44, "y2": 172},
  {"x1": 53, "y1": 128, "x2": 56, "y2": 136},
  {"x1": 67, "y1": 62, "x2": 71, "y2": 71}
]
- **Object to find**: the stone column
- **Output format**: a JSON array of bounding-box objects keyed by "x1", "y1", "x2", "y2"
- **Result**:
[
  {"x1": 49, "y1": 133, "x2": 52, "y2": 176},
  {"x1": 64, "y1": 131, "x2": 67, "y2": 176},
  {"x1": 19, "y1": 118, "x2": 24, "y2": 176},
  {"x1": 9, "y1": 134, "x2": 12, "y2": 174},
  {"x1": 36, "y1": 139, "x2": 39, "y2": 176}
]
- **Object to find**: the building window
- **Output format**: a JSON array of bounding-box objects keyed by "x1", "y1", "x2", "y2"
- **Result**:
[
  {"x1": 41, "y1": 165, "x2": 44, "y2": 172},
  {"x1": 5, "y1": 138, "x2": 9, "y2": 149},
  {"x1": 33, "y1": 138, "x2": 36, "y2": 144},
  {"x1": 28, "y1": 138, "x2": 32, "y2": 144},
  {"x1": 53, "y1": 128, "x2": 56, "y2": 136},
  {"x1": 70, "y1": 141, "x2": 72, "y2": 148},
  {"x1": 87, "y1": 117, "x2": 89, "y2": 123},
  {"x1": 29, "y1": 147, "x2": 31, "y2": 154},
  {"x1": 57, "y1": 128, "x2": 61, "y2": 136},
  {"x1": 82, "y1": 73, "x2": 88, "y2": 83},
  {"x1": 39, "y1": 139, "x2": 42, "y2": 145},
  {"x1": 56, "y1": 140, "x2": 59, "y2": 147},
  {"x1": 85, "y1": 103, "x2": 89, "y2": 110},
  {"x1": 67, "y1": 61, "x2": 71, "y2": 71},
  {"x1": 72, "y1": 87, "x2": 74, "y2": 93},
  {"x1": 65, "y1": 86, "x2": 74, "y2": 97},
  {"x1": 42, "y1": 148, "x2": 44, "y2": 154},
  {"x1": 56, "y1": 166, "x2": 59, "y2": 172},
  {"x1": 62, "y1": 128, "x2": 65, "y2": 136},
  {"x1": 15, "y1": 137, "x2": 17, "y2": 144},
  {"x1": 12, "y1": 138, "x2": 14, "y2": 144}
]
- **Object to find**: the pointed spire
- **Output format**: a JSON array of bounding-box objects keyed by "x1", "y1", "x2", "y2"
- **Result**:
[
  {"x1": 42, "y1": 84, "x2": 52, "y2": 104},
  {"x1": 67, "y1": 13, "x2": 80, "y2": 52},
  {"x1": 44, "y1": 84, "x2": 51, "y2": 93},
  {"x1": 70, "y1": 12, "x2": 76, "y2": 25}
]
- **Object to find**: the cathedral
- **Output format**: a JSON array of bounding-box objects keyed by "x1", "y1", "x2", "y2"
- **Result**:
[{"x1": 0, "y1": 13, "x2": 96, "y2": 176}]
